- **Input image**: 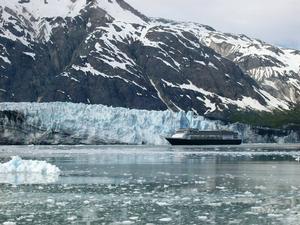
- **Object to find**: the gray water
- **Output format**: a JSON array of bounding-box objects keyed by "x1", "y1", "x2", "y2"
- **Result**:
[{"x1": 1, "y1": 144, "x2": 300, "y2": 225}]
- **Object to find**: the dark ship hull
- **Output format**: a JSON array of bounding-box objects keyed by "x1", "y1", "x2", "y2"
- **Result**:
[{"x1": 166, "y1": 138, "x2": 242, "y2": 146}]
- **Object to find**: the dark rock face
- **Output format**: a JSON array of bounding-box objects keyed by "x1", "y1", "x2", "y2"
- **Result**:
[{"x1": 0, "y1": 0, "x2": 298, "y2": 119}]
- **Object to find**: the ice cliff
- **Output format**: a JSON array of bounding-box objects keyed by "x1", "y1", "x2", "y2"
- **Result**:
[{"x1": 0, "y1": 102, "x2": 298, "y2": 145}]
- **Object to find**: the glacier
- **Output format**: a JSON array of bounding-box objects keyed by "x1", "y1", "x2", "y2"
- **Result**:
[
  {"x1": 0, "y1": 156, "x2": 60, "y2": 185},
  {"x1": 0, "y1": 102, "x2": 298, "y2": 145}
]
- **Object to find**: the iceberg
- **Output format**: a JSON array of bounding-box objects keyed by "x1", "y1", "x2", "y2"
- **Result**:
[
  {"x1": 0, "y1": 102, "x2": 298, "y2": 145},
  {"x1": 0, "y1": 156, "x2": 60, "y2": 185}
]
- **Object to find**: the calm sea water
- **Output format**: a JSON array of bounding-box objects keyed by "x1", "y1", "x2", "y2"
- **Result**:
[{"x1": 1, "y1": 145, "x2": 300, "y2": 225}]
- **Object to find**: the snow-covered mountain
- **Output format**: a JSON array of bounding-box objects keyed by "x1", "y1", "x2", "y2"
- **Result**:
[
  {"x1": 200, "y1": 31, "x2": 300, "y2": 103},
  {"x1": 0, "y1": 0, "x2": 299, "y2": 119}
]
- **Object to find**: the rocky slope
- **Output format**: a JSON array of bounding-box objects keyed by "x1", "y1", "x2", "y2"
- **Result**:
[
  {"x1": 0, "y1": 0, "x2": 299, "y2": 119},
  {"x1": 200, "y1": 31, "x2": 300, "y2": 103}
]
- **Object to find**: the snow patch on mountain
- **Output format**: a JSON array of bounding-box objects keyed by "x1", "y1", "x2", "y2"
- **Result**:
[
  {"x1": 162, "y1": 79, "x2": 289, "y2": 112},
  {"x1": 2, "y1": 0, "x2": 86, "y2": 19},
  {"x1": 95, "y1": 0, "x2": 146, "y2": 24},
  {"x1": 8, "y1": 0, "x2": 146, "y2": 24},
  {"x1": 200, "y1": 31, "x2": 300, "y2": 78},
  {"x1": 199, "y1": 30, "x2": 300, "y2": 103}
]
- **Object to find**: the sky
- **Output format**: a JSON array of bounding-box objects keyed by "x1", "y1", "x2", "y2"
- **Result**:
[{"x1": 126, "y1": 0, "x2": 300, "y2": 50}]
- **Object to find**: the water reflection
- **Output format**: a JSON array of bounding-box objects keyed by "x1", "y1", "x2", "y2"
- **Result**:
[
  {"x1": 0, "y1": 173, "x2": 59, "y2": 185},
  {"x1": 1, "y1": 145, "x2": 300, "y2": 224}
]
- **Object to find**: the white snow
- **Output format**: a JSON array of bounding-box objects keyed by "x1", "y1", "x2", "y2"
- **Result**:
[
  {"x1": 287, "y1": 78, "x2": 300, "y2": 89},
  {"x1": 155, "y1": 56, "x2": 180, "y2": 72},
  {"x1": 0, "y1": 156, "x2": 60, "y2": 185},
  {"x1": 263, "y1": 80, "x2": 279, "y2": 90},
  {"x1": 201, "y1": 31, "x2": 300, "y2": 79},
  {"x1": 179, "y1": 80, "x2": 213, "y2": 96},
  {"x1": 95, "y1": 0, "x2": 145, "y2": 24},
  {"x1": 0, "y1": 0, "x2": 297, "y2": 111},
  {"x1": 2, "y1": 0, "x2": 86, "y2": 19},
  {"x1": 94, "y1": 35, "x2": 139, "y2": 76},
  {"x1": 0, "y1": 55, "x2": 11, "y2": 64},
  {"x1": 208, "y1": 62, "x2": 218, "y2": 70},
  {"x1": 194, "y1": 60, "x2": 206, "y2": 66},
  {"x1": 72, "y1": 63, "x2": 107, "y2": 77},
  {"x1": 199, "y1": 28, "x2": 300, "y2": 103},
  {"x1": 199, "y1": 97, "x2": 217, "y2": 114},
  {"x1": 71, "y1": 62, "x2": 145, "y2": 90},
  {"x1": 150, "y1": 79, "x2": 171, "y2": 110},
  {"x1": 162, "y1": 79, "x2": 272, "y2": 111},
  {"x1": 254, "y1": 88, "x2": 290, "y2": 110},
  {"x1": 1, "y1": 0, "x2": 145, "y2": 43},
  {"x1": 23, "y1": 52, "x2": 36, "y2": 59}
]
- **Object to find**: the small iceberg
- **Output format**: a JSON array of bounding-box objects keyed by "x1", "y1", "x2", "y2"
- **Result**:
[{"x1": 0, "y1": 156, "x2": 60, "y2": 185}]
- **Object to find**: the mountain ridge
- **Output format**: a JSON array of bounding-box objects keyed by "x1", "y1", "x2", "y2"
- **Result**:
[{"x1": 0, "y1": 0, "x2": 299, "y2": 120}]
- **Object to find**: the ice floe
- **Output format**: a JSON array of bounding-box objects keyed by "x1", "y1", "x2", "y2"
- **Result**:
[{"x1": 0, "y1": 156, "x2": 60, "y2": 185}]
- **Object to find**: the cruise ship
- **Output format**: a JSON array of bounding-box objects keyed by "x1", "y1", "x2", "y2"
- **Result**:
[{"x1": 165, "y1": 129, "x2": 242, "y2": 145}]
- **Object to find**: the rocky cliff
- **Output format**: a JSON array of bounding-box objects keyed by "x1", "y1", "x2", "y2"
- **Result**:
[{"x1": 0, "y1": 0, "x2": 299, "y2": 119}]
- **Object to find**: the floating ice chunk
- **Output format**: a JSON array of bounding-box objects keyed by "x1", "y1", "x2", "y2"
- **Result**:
[
  {"x1": 0, "y1": 156, "x2": 60, "y2": 174},
  {"x1": 0, "y1": 156, "x2": 60, "y2": 185},
  {"x1": 159, "y1": 218, "x2": 172, "y2": 222},
  {"x1": 198, "y1": 216, "x2": 208, "y2": 221},
  {"x1": 120, "y1": 221, "x2": 134, "y2": 224},
  {"x1": 3, "y1": 222, "x2": 16, "y2": 225},
  {"x1": 294, "y1": 156, "x2": 300, "y2": 162},
  {"x1": 66, "y1": 216, "x2": 77, "y2": 221},
  {"x1": 156, "y1": 201, "x2": 169, "y2": 206},
  {"x1": 46, "y1": 198, "x2": 55, "y2": 204},
  {"x1": 254, "y1": 185, "x2": 267, "y2": 190},
  {"x1": 129, "y1": 217, "x2": 139, "y2": 220}
]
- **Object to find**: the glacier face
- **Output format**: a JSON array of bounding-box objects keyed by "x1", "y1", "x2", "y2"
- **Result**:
[
  {"x1": 0, "y1": 102, "x2": 298, "y2": 145},
  {"x1": 0, "y1": 102, "x2": 223, "y2": 145}
]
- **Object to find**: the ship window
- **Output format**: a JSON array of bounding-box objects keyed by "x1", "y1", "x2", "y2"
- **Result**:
[{"x1": 172, "y1": 133, "x2": 186, "y2": 138}]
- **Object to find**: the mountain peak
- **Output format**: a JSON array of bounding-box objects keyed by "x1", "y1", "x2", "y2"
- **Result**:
[
  {"x1": 2, "y1": 0, "x2": 86, "y2": 19},
  {"x1": 1, "y1": 0, "x2": 300, "y2": 116},
  {"x1": 2, "y1": 0, "x2": 147, "y2": 24},
  {"x1": 90, "y1": 0, "x2": 147, "y2": 24}
]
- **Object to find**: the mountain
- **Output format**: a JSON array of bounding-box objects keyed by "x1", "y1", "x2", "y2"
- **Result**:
[
  {"x1": 0, "y1": 0, "x2": 299, "y2": 120},
  {"x1": 200, "y1": 31, "x2": 300, "y2": 103}
]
